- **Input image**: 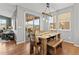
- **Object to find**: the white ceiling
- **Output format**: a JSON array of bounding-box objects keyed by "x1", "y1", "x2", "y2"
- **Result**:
[
  {"x1": 10, "y1": 3, "x2": 74, "y2": 13},
  {"x1": 0, "y1": 3, "x2": 74, "y2": 17},
  {"x1": 0, "y1": 3, "x2": 16, "y2": 17}
]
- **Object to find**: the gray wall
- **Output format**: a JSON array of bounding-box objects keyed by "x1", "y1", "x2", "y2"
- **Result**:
[
  {"x1": 41, "y1": 6, "x2": 73, "y2": 42},
  {"x1": 41, "y1": 4, "x2": 79, "y2": 45},
  {"x1": 11, "y1": 4, "x2": 79, "y2": 45},
  {"x1": 12, "y1": 5, "x2": 43, "y2": 43},
  {"x1": 57, "y1": 4, "x2": 79, "y2": 45},
  {"x1": 13, "y1": 6, "x2": 25, "y2": 43},
  {"x1": 55, "y1": 6, "x2": 73, "y2": 42},
  {"x1": 72, "y1": 4, "x2": 79, "y2": 44},
  {"x1": 11, "y1": 9, "x2": 16, "y2": 30},
  {"x1": 45, "y1": 4, "x2": 79, "y2": 45}
]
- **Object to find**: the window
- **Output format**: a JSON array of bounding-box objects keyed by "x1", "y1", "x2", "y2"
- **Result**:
[
  {"x1": 26, "y1": 14, "x2": 40, "y2": 32},
  {"x1": 27, "y1": 20, "x2": 33, "y2": 29},
  {"x1": 58, "y1": 12, "x2": 71, "y2": 30},
  {"x1": 0, "y1": 19, "x2": 6, "y2": 29},
  {"x1": 0, "y1": 16, "x2": 11, "y2": 30},
  {"x1": 34, "y1": 19, "x2": 40, "y2": 31},
  {"x1": 26, "y1": 19, "x2": 40, "y2": 32},
  {"x1": 49, "y1": 16, "x2": 57, "y2": 31}
]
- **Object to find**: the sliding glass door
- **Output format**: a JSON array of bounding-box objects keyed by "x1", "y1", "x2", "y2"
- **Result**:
[
  {"x1": 25, "y1": 13, "x2": 40, "y2": 41},
  {"x1": 34, "y1": 18, "x2": 40, "y2": 32}
]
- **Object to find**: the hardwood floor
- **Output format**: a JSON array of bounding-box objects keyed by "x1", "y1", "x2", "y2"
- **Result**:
[
  {"x1": 57, "y1": 42, "x2": 79, "y2": 55},
  {"x1": 0, "y1": 40, "x2": 79, "y2": 55},
  {"x1": 0, "y1": 40, "x2": 30, "y2": 55}
]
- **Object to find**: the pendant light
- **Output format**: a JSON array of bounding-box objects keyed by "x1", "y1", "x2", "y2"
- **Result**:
[
  {"x1": 42, "y1": 3, "x2": 52, "y2": 23},
  {"x1": 42, "y1": 3, "x2": 52, "y2": 17}
]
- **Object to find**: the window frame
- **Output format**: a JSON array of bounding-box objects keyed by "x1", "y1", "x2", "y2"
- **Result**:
[
  {"x1": 49, "y1": 15, "x2": 58, "y2": 31},
  {"x1": 58, "y1": 11, "x2": 71, "y2": 31},
  {"x1": 0, "y1": 18, "x2": 7, "y2": 29}
]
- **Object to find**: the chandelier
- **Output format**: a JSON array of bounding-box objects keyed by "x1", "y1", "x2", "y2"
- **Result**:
[{"x1": 42, "y1": 3, "x2": 52, "y2": 17}]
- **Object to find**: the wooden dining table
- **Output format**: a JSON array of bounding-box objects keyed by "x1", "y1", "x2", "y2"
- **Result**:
[{"x1": 36, "y1": 32, "x2": 60, "y2": 55}]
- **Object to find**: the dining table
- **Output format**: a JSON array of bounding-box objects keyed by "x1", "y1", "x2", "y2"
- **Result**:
[{"x1": 36, "y1": 32, "x2": 60, "y2": 55}]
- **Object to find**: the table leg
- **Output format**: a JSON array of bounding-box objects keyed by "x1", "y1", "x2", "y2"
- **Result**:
[{"x1": 54, "y1": 48, "x2": 56, "y2": 54}]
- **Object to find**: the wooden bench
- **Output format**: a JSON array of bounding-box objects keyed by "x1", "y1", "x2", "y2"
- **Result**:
[{"x1": 47, "y1": 39, "x2": 63, "y2": 54}]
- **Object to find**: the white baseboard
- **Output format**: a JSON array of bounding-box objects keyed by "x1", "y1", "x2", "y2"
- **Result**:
[
  {"x1": 64, "y1": 40, "x2": 79, "y2": 47},
  {"x1": 64, "y1": 40, "x2": 74, "y2": 44},
  {"x1": 26, "y1": 39, "x2": 30, "y2": 42},
  {"x1": 17, "y1": 40, "x2": 25, "y2": 44},
  {"x1": 73, "y1": 44, "x2": 79, "y2": 47},
  {"x1": 16, "y1": 39, "x2": 30, "y2": 44}
]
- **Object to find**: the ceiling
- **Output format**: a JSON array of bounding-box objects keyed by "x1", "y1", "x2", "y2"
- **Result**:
[
  {"x1": 0, "y1": 3, "x2": 74, "y2": 17},
  {"x1": 0, "y1": 3, "x2": 16, "y2": 17},
  {"x1": 10, "y1": 3, "x2": 74, "y2": 13}
]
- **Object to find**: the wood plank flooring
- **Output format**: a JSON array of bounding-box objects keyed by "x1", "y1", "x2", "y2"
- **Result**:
[
  {"x1": 57, "y1": 42, "x2": 79, "y2": 55},
  {"x1": 0, "y1": 40, "x2": 30, "y2": 55},
  {"x1": 0, "y1": 40, "x2": 79, "y2": 55}
]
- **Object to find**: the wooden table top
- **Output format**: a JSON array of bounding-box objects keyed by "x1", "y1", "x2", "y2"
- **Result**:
[{"x1": 36, "y1": 32, "x2": 60, "y2": 39}]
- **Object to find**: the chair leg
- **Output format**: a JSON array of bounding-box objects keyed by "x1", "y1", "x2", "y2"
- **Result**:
[
  {"x1": 54, "y1": 48, "x2": 56, "y2": 54},
  {"x1": 38, "y1": 46, "x2": 41, "y2": 54},
  {"x1": 33, "y1": 46, "x2": 39, "y2": 55}
]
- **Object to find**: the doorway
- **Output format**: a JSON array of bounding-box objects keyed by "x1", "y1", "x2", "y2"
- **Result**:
[{"x1": 25, "y1": 13, "x2": 40, "y2": 42}]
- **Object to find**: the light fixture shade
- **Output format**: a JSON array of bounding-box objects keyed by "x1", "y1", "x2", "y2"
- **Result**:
[{"x1": 42, "y1": 3, "x2": 52, "y2": 17}]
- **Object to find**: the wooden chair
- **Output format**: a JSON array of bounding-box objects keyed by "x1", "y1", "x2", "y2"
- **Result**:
[{"x1": 30, "y1": 31, "x2": 41, "y2": 55}]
